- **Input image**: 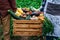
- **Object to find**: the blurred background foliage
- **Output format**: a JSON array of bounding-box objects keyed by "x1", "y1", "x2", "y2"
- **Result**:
[{"x1": 16, "y1": 0, "x2": 42, "y2": 9}]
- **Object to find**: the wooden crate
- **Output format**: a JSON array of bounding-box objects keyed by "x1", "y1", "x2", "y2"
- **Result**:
[{"x1": 13, "y1": 20, "x2": 43, "y2": 36}]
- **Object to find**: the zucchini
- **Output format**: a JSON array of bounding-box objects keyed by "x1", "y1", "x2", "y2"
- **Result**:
[
  {"x1": 26, "y1": 15, "x2": 31, "y2": 20},
  {"x1": 8, "y1": 10, "x2": 21, "y2": 20}
]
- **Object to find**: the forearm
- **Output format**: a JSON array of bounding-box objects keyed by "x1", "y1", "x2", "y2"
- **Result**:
[{"x1": 40, "y1": 0, "x2": 46, "y2": 12}]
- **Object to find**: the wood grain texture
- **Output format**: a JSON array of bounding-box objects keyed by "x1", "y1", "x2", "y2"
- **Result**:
[{"x1": 13, "y1": 20, "x2": 43, "y2": 36}]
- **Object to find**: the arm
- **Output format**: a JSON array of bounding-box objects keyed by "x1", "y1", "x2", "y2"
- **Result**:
[
  {"x1": 40, "y1": 0, "x2": 46, "y2": 12},
  {"x1": 8, "y1": 0, "x2": 17, "y2": 12}
]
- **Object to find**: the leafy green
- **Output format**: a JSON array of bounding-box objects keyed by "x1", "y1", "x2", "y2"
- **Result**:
[
  {"x1": 16, "y1": 0, "x2": 42, "y2": 9},
  {"x1": 42, "y1": 17, "x2": 54, "y2": 36}
]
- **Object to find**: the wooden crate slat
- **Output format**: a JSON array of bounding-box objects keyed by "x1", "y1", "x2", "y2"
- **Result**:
[
  {"x1": 13, "y1": 20, "x2": 42, "y2": 24},
  {"x1": 13, "y1": 26, "x2": 42, "y2": 29},
  {"x1": 13, "y1": 29, "x2": 42, "y2": 32},
  {"x1": 29, "y1": 24, "x2": 42, "y2": 28},
  {"x1": 13, "y1": 24, "x2": 42, "y2": 29},
  {"x1": 13, "y1": 24, "x2": 29, "y2": 28},
  {"x1": 13, "y1": 31, "x2": 42, "y2": 36}
]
